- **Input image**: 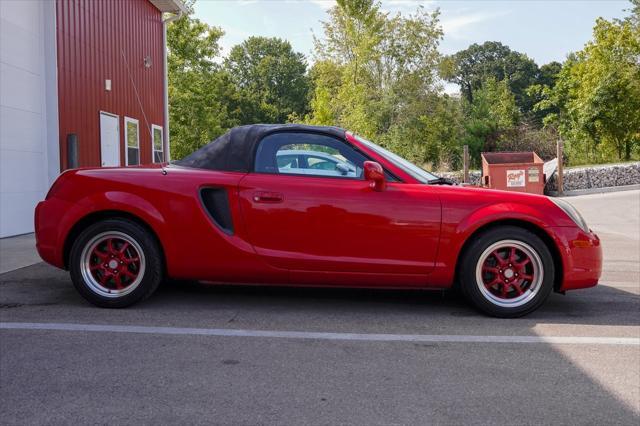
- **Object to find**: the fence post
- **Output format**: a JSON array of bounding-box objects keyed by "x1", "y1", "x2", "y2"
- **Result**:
[
  {"x1": 556, "y1": 140, "x2": 564, "y2": 195},
  {"x1": 463, "y1": 145, "x2": 469, "y2": 184}
]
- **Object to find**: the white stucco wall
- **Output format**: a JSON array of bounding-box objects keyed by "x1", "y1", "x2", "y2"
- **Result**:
[{"x1": 0, "y1": 0, "x2": 59, "y2": 238}]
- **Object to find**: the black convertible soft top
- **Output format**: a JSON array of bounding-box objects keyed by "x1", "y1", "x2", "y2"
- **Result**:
[{"x1": 174, "y1": 124, "x2": 346, "y2": 172}]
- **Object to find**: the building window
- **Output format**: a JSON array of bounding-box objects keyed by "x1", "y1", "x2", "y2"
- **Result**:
[
  {"x1": 152, "y1": 125, "x2": 164, "y2": 163},
  {"x1": 124, "y1": 117, "x2": 140, "y2": 166}
]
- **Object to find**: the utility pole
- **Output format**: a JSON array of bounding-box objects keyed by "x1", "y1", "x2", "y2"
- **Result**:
[{"x1": 556, "y1": 140, "x2": 564, "y2": 195}]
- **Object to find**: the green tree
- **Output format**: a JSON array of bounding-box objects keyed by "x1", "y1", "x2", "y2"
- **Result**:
[
  {"x1": 305, "y1": 60, "x2": 344, "y2": 126},
  {"x1": 526, "y1": 61, "x2": 562, "y2": 126},
  {"x1": 225, "y1": 37, "x2": 310, "y2": 123},
  {"x1": 308, "y1": 0, "x2": 444, "y2": 164},
  {"x1": 419, "y1": 95, "x2": 465, "y2": 170},
  {"x1": 309, "y1": 0, "x2": 386, "y2": 135},
  {"x1": 630, "y1": 0, "x2": 640, "y2": 25},
  {"x1": 536, "y1": 61, "x2": 562, "y2": 87},
  {"x1": 463, "y1": 78, "x2": 521, "y2": 164},
  {"x1": 167, "y1": 12, "x2": 240, "y2": 159},
  {"x1": 538, "y1": 5, "x2": 640, "y2": 163},
  {"x1": 440, "y1": 41, "x2": 539, "y2": 113}
]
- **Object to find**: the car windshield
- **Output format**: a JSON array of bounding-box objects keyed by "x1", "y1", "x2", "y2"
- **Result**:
[{"x1": 353, "y1": 134, "x2": 439, "y2": 184}]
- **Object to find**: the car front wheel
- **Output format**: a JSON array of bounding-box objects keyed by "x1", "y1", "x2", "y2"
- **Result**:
[
  {"x1": 459, "y1": 226, "x2": 555, "y2": 317},
  {"x1": 69, "y1": 218, "x2": 163, "y2": 308}
]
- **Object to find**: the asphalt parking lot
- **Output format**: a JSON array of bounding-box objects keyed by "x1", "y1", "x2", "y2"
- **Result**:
[{"x1": 1, "y1": 190, "x2": 639, "y2": 425}]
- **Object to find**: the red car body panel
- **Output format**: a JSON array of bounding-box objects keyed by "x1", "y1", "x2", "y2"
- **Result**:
[
  {"x1": 238, "y1": 174, "x2": 441, "y2": 276},
  {"x1": 35, "y1": 132, "x2": 602, "y2": 293}
]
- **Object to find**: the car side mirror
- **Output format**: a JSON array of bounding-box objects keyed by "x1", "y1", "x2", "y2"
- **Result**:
[{"x1": 364, "y1": 161, "x2": 386, "y2": 191}]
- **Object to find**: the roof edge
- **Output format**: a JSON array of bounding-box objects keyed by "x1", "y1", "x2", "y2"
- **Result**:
[{"x1": 148, "y1": 0, "x2": 188, "y2": 14}]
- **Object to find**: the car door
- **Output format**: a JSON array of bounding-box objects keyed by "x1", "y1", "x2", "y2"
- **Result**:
[{"x1": 237, "y1": 131, "x2": 442, "y2": 277}]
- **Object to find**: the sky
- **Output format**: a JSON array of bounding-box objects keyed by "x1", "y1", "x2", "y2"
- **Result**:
[{"x1": 193, "y1": 0, "x2": 631, "y2": 91}]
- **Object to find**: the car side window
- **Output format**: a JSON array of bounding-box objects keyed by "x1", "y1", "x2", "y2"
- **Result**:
[{"x1": 255, "y1": 132, "x2": 366, "y2": 179}]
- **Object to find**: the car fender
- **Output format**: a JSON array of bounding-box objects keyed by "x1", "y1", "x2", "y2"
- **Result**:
[
  {"x1": 455, "y1": 202, "x2": 554, "y2": 239},
  {"x1": 59, "y1": 191, "x2": 170, "y2": 264},
  {"x1": 450, "y1": 201, "x2": 599, "y2": 292},
  {"x1": 427, "y1": 201, "x2": 562, "y2": 287}
]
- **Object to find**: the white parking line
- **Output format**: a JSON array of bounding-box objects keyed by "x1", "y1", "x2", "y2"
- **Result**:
[{"x1": 1, "y1": 322, "x2": 639, "y2": 346}]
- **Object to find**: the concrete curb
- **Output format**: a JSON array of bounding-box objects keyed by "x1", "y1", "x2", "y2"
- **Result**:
[{"x1": 547, "y1": 184, "x2": 640, "y2": 197}]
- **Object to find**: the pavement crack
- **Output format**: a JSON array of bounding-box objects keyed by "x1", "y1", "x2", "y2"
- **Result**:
[{"x1": 0, "y1": 303, "x2": 23, "y2": 309}]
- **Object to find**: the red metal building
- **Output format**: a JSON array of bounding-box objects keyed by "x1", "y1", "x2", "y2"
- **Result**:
[
  {"x1": 0, "y1": 0, "x2": 185, "y2": 237},
  {"x1": 56, "y1": 0, "x2": 185, "y2": 170}
]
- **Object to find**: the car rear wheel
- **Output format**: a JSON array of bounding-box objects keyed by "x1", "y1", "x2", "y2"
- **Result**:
[
  {"x1": 459, "y1": 226, "x2": 554, "y2": 317},
  {"x1": 69, "y1": 218, "x2": 163, "y2": 308}
]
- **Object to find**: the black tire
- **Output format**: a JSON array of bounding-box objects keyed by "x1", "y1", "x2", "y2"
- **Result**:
[
  {"x1": 458, "y1": 226, "x2": 554, "y2": 318},
  {"x1": 69, "y1": 218, "x2": 163, "y2": 308}
]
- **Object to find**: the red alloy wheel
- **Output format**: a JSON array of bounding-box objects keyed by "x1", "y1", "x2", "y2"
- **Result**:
[
  {"x1": 475, "y1": 240, "x2": 543, "y2": 307},
  {"x1": 80, "y1": 232, "x2": 146, "y2": 297}
]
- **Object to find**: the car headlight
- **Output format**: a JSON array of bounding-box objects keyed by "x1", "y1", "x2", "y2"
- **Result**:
[{"x1": 549, "y1": 198, "x2": 590, "y2": 233}]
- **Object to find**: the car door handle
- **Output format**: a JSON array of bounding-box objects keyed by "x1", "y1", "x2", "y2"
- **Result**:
[{"x1": 253, "y1": 191, "x2": 284, "y2": 203}]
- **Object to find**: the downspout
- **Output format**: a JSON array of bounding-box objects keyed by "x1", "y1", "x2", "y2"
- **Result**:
[{"x1": 162, "y1": 9, "x2": 183, "y2": 161}]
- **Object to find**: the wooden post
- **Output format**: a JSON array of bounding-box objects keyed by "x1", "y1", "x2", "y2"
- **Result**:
[
  {"x1": 463, "y1": 145, "x2": 469, "y2": 184},
  {"x1": 556, "y1": 140, "x2": 564, "y2": 195}
]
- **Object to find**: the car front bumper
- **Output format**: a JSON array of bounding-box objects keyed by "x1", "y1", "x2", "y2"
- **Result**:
[{"x1": 549, "y1": 226, "x2": 602, "y2": 291}]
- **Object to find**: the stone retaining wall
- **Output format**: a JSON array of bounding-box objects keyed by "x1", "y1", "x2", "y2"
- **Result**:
[
  {"x1": 438, "y1": 162, "x2": 640, "y2": 192},
  {"x1": 439, "y1": 171, "x2": 482, "y2": 186},
  {"x1": 545, "y1": 162, "x2": 640, "y2": 192}
]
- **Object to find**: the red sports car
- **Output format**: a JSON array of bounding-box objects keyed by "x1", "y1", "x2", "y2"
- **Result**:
[{"x1": 35, "y1": 124, "x2": 602, "y2": 317}]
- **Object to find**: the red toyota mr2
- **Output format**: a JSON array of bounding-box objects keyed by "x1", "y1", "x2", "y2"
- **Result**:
[{"x1": 35, "y1": 124, "x2": 602, "y2": 317}]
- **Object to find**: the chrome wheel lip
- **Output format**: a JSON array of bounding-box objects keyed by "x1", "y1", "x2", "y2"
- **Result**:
[
  {"x1": 475, "y1": 239, "x2": 543, "y2": 308},
  {"x1": 80, "y1": 231, "x2": 146, "y2": 299}
]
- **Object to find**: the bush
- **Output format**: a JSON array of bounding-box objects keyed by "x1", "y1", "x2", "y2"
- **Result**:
[{"x1": 497, "y1": 123, "x2": 560, "y2": 161}]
